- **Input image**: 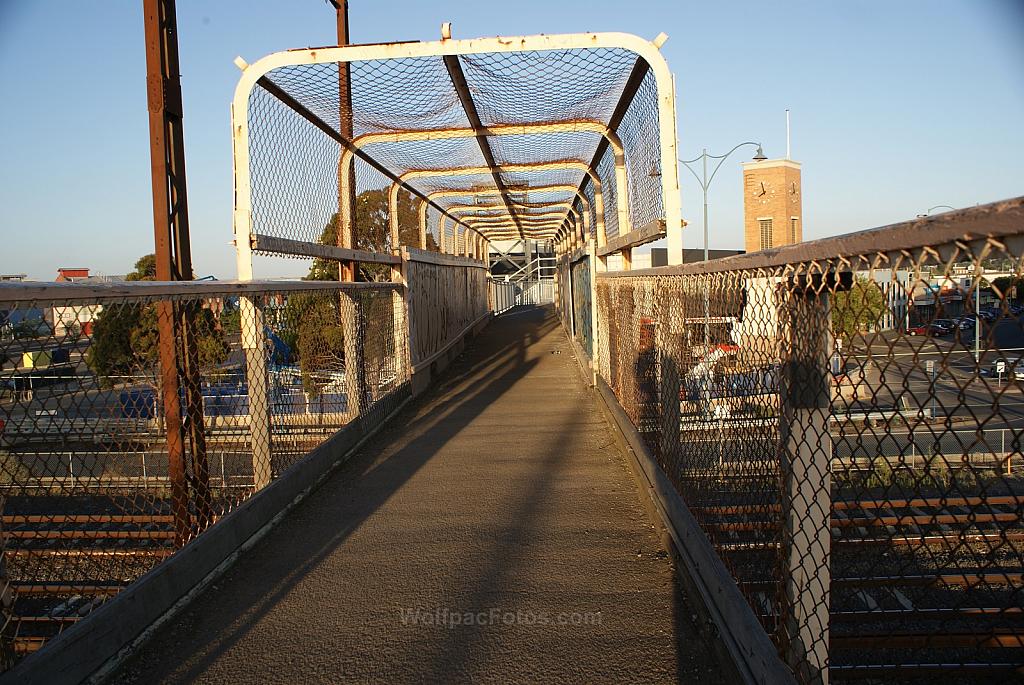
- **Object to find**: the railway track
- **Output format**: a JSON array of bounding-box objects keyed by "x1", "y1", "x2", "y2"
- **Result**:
[
  {"x1": 2, "y1": 510, "x2": 182, "y2": 652},
  {"x1": 697, "y1": 493, "x2": 1024, "y2": 678}
]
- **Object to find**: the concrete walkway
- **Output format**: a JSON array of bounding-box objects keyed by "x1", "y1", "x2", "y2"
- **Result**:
[{"x1": 114, "y1": 306, "x2": 725, "y2": 684}]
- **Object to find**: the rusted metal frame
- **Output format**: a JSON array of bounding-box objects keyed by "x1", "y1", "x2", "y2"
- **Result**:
[
  {"x1": 353, "y1": 120, "x2": 626, "y2": 245},
  {"x1": 234, "y1": 33, "x2": 683, "y2": 271},
  {"x1": 446, "y1": 201, "x2": 575, "y2": 217},
  {"x1": 401, "y1": 161, "x2": 606, "y2": 243},
  {"x1": 402, "y1": 246, "x2": 487, "y2": 269},
  {"x1": 595, "y1": 218, "x2": 668, "y2": 258},
  {"x1": 252, "y1": 77, "x2": 485, "y2": 257},
  {"x1": 335, "y1": 0, "x2": 357, "y2": 281},
  {"x1": 417, "y1": 199, "x2": 429, "y2": 249},
  {"x1": 429, "y1": 185, "x2": 592, "y2": 242},
  {"x1": 439, "y1": 215, "x2": 449, "y2": 252},
  {"x1": 144, "y1": 0, "x2": 211, "y2": 544},
  {"x1": 461, "y1": 211, "x2": 567, "y2": 223},
  {"x1": 251, "y1": 234, "x2": 401, "y2": 264},
  {"x1": 599, "y1": 196, "x2": 1024, "y2": 278},
  {"x1": 443, "y1": 54, "x2": 525, "y2": 242}
]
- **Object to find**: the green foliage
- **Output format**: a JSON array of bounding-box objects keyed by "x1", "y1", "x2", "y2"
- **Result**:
[
  {"x1": 280, "y1": 293, "x2": 345, "y2": 396},
  {"x1": 125, "y1": 254, "x2": 157, "y2": 281},
  {"x1": 86, "y1": 303, "x2": 144, "y2": 382},
  {"x1": 991, "y1": 276, "x2": 1022, "y2": 303},
  {"x1": 304, "y1": 189, "x2": 436, "y2": 283},
  {"x1": 832, "y1": 277, "x2": 887, "y2": 340},
  {"x1": 86, "y1": 256, "x2": 230, "y2": 385},
  {"x1": 220, "y1": 304, "x2": 241, "y2": 337}
]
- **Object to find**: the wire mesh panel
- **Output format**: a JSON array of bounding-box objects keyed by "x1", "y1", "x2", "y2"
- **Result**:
[
  {"x1": 592, "y1": 200, "x2": 1024, "y2": 682},
  {"x1": 236, "y1": 35, "x2": 679, "y2": 265},
  {"x1": 570, "y1": 255, "x2": 594, "y2": 360},
  {"x1": 403, "y1": 253, "x2": 488, "y2": 368},
  {"x1": 0, "y1": 280, "x2": 408, "y2": 661}
]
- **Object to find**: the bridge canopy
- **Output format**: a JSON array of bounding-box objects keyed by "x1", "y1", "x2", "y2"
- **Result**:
[{"x1": 231, "y1": 32, "x2": 681, "y2": 273}]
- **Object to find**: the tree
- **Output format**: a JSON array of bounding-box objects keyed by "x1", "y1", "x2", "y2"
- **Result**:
[
  {"x1": 832, "y1": 277, "x2": 887, "y2": 340},
  {"x1": 287, "y1": 189, "x2": 430, "y2": 395},
  {"x1": 86, "y1": 255, "x2": 230, "y2": 385},
  {"x1": 304, "y1": 189, "x2": 436, "y2": 283},
  {"x1": 991, "y1": 276, "x2": 1022, "y2": 304},
  {"x1": 125, "y1": 254, "x2": 157, "y2": 281}
]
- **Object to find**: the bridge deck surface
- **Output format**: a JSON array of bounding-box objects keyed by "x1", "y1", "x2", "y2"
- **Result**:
[{"x1": 114, "y1": 305, "x2": 725, "y2": 684}]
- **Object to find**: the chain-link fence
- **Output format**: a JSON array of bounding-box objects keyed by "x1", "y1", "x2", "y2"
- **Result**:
[
  {"x1": 403, "y1": 250, "x2": 488, "y2": 369},
  {"x1": 236, "y1": 36, "x2": 679, "y2": 270},
  {"x1": 592, "y1": 200, "x2": 1024, "y2": 682},
  {"x1": 0, "y1": 279, "x2": 408, "y2": 660}
]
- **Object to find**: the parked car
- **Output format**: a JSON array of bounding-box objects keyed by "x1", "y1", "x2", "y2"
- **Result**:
[
  {"x1": 909, "y1": 323, "x2": 950, "y2": 336},
  {"x1": 954, "y1": 315, "x2": 977, "y2": 330},
  {"x1": 934, "y1": 318, "x2": 957, "y2": 332}
]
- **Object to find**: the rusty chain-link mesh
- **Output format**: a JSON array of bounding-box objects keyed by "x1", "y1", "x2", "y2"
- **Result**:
[
  {"x1": 0, "y1": 281, "x2": 407, "y2": 660},
  {"x1": 243, "y1": 45, "x2": 665, "y2": 262},
  {"x1": 593, "y1": 222, "x2": 1024, "y2": 681},
  {"x1": 403, "y1": 256, "x2": 488, "y2": 368}
]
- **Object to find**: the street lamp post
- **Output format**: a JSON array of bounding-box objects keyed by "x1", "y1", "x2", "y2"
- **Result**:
[{"x1": 680, "y1": 142, "x2": 766, "y2": 350}]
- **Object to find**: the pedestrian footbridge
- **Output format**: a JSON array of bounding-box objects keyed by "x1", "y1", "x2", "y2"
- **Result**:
[{"x1": 1, "y1": 29, "x2": 1022, "y2": 685}]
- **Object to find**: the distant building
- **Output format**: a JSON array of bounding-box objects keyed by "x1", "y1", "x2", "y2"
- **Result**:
[
  {"x1": 51, "y1": 268, "x2": 126, "y2": 335},
  {"x1": 55, "y1": 268, "x2": 91, "y2": 282},
  {"x1": 741, "y1": 157, "x2": 802, "y2": 253},
  {"x1": 0, "y1": 274, "x2": 27, "y2": 282}
]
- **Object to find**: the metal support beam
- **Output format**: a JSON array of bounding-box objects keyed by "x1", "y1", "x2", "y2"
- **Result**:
[
  {"x1": 335, "y1": 0, "x2": 357, "y2": 281},
  {"x1": 418, "y1": 199, "x2": 429, "y2": 249},
  {"x1": 401, "y1": 161, "x2": 605, "y2": 242},
  {"x1": 144, "y1": 0, "x2": 211, "y2": 543},
  {"x1": 443, "y1": 55, "x2": 525, "y2": 241}
]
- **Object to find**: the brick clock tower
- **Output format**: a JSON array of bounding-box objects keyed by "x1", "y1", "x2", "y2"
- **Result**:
[{"x1": 741, "y1": 158, "x2": 802, "y2": 252}]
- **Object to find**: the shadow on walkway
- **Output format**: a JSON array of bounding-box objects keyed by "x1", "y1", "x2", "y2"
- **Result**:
[{"x1": 114, "y1": 305, "x2": 726, "y2": 684}]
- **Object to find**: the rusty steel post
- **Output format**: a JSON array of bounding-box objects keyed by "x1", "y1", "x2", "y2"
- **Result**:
[
  {"x1": 144, "y1": 0, "x2": 212, "y2": 543},
  {"x1": 334, "y1": 0, "x2": 357, "y2": 282}
]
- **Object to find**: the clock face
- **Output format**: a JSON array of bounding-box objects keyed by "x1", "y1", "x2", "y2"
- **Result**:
[{"x1": 752, "y1": 179, "x2": 772, "y2": 197}]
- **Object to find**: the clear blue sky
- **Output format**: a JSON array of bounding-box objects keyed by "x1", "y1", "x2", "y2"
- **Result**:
[{"x1": 1, "y1": 1, "x2": 1022, "y2": 280}]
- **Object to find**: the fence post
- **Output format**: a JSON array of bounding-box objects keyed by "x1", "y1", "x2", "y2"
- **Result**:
[
  {"x1": 394, "y1": 254, "x2": 411, "y2": 386},
  {"x1": 240, "y1": 296, "x2": 272, "y2": 490},
  {"x1": 343, "y1": 291, "x2": 367, "y2": 422},
  {"x1": 780, "y1": 286, "x2": 832, "y2": 684},
  {"x1": 588, "y1": 239, "x2": 600, "y2": 385}
]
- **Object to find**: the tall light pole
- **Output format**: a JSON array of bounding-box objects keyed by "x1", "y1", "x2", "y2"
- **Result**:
[
  {"x1": 680, "y1": 143, "x2": 766, "y2": 351},
  {"x1": 680, "y1": 142, "x2": 766, "y2": 263}
]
